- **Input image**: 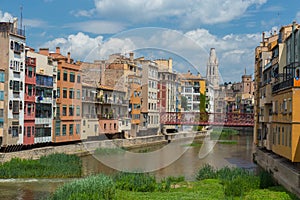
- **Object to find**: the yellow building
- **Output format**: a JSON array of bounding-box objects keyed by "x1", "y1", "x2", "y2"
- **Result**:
[{"x1": 255, "y1": 22, "x2": 300, "y2": 162}]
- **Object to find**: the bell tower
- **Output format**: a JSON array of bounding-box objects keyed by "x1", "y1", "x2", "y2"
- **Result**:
[{"x1": 206, "y1": 48, "x2": 220, "y2": 90}]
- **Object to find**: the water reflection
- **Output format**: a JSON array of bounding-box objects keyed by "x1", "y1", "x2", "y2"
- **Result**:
[{"x1": 0, "y1": 134, "x2": 256, "y2": 200}]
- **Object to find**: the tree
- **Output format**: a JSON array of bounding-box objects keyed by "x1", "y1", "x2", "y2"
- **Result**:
[{"x1": 181, "y1": 96, "x2": 188, "y2": 111}]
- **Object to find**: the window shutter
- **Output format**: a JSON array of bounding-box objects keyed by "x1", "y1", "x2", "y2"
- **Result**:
[{"x1": 10, "y1": 80, "x2": 13, "y2": 89}]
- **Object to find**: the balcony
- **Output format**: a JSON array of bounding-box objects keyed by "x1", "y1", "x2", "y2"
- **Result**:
[
  {"x1": 272, "y1": 78, "x2": 293, "y2": 93},
  {"x1": 35, "y1": 118, "x2": 52, "y2": 125},
  {"x1": 82, "y1": 96, "x2": 96, "y2": 102},
  {"x1": 36, "y1": 97, "x2": 53, "y2": 104},
  {"x1": 25, "y1": 94, "x2": 35, "y2": 102},
  {"x1": 24, "y1": 112, "x2": 35, "y2": 121}
]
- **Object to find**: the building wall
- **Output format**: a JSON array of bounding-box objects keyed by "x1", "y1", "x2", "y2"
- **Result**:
[
  {"x1": 51, "y1": 50, "x2": 82, "y2": 143},
  {"x1": 7, "y1": 34, "x2": 26, "y2": 145}
]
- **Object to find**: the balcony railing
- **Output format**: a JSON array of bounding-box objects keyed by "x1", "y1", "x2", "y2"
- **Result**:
[{"x1": 272, "y1": 78, "x2": 293, "y2": 93}]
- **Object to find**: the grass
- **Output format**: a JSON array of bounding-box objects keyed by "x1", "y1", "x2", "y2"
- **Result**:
[
  {"x1": 218, "y1": 140, "x2": 238, "y2": 144},
  {"x1": 0, "y1": 153, "x2": 81, "y2": 178},
  {"x1": 50, "y1": 174, "x2": 115, "y2": 200},
  {"x1": 94, "y1": 147, "x2": 125, "y2": 155},
  {"x1": 183, "y1": 141, "x2": 203, "y2": 147},
  {"x1": 49, "y1": 165, "x2": 298, "y2": 200}
]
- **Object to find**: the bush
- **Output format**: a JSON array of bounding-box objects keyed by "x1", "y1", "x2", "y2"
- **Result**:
[
  {"x1": 224, "y1": 175, "x2": 260, "y2": 197},
  {"x1": 114, "y1": 172, "x2": 157, "y2": 192},
  {"x1": 259, "y1": 170, "x2": 276, "y2": 189},
  {"x1": 50, "y1": 174, "x2": 115, "y2": 200},
  {"x1": 157, "y1": 176, "x2": 185, "y2": 191},
  {"x1": 196, "y1": 164, "x2": 217, "y2": 181},
  {"x1": 244, "y1": 189, "x2": 291, "y2": 200}
]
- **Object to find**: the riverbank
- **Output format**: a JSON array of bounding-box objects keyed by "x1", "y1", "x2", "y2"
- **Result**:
[
  {"x1": 253, "y1": 148, "x2": 300, "y2": 198},
  {"x1": 0, "y1": 131, "x2": 207, "y2": 163}
]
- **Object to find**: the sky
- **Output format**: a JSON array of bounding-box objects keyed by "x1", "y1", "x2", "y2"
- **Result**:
[{"x1": 0, "y1": 0, "x2": 300, "y2": 82}]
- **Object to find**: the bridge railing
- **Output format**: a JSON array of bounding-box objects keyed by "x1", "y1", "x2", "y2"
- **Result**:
[{"x1": 160, "y1": 112, "x2": 254, "y2": 126}]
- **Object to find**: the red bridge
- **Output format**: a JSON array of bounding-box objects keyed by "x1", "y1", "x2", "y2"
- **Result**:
[{"x1": 160, "y1": 112, "x2": 254, "y2": 127}]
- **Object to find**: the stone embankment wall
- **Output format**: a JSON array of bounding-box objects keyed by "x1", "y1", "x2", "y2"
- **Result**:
[
  {"x1": 0, "y1": 131, "x2": 207, "y2": 163},
  {"x1": 254, "y1": 148, "x2": 300, "y2": 198}
]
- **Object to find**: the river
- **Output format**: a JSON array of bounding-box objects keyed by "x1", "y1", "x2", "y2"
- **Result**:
[{"x1": 0, "y1": 133, "x2": 256, "y2": 200}]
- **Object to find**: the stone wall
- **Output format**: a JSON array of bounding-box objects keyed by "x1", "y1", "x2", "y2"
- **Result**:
[
  {"x1": 254, "y1": 148, "x2": 300, "y2": 198},
  {"x1": 0, "y1": 131, "x2": 207, "y2": 163}
]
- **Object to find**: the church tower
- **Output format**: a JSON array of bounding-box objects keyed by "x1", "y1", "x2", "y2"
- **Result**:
[{"x1": 206, "y1": 48, "x2": 220, "y2": 90}]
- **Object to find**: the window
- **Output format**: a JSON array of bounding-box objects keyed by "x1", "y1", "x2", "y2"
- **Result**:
[
  {"x1": 27, "y1": 104, "x2": 32, "y2": 115},
  {"x1": 77, "y1": 74, "x2": 81, "y2": 83},
  {"x1": 57, "y1": 70, "x2": 60, "y2": 81},
  {"x1": 28, "y1": 67, "x2": 33, "y2": 78},
  {"x1": 27, "y1": 126, "x2": 31, "y2": 137},
  {"x1": 76, "y1": 89, "x2": 80, "y2": 100},
  {"x1": 13, "y1": 81, "x2": 20, "y2": 92},
  {"x1": 63, "y1": 88, "x2": 67, "y2": 98},
  {"x1": 57, "y1": 87, "x2": 60, "y2": 98},
  {"x1": 69, "y1": 124, "x2": 74, "y2": 135},
  {"x1": 13, "y1": 101, "x2": 19, "y2": 113},
  {"x1": 9, "y1": 100, "x2": 12, "y2": 109},
  {"x1": 55, "y1": 121, "x2": 61, "y2": 136},
  {"x1": 69, "y1": 88, "x2": 74, "y2": 99},
  {"x1": 76, "y1": 106, "x2": 80, "y2": 116},
  {"x1": 28, "y1": 85, "x2": 33, "y2": 96},
  {"x1": 70, "y1": 72, "x2": 75, "y2": 82},
  {"x1": 10, "y1": 41, "x2": 13, "y2": 50},
  {"x1": 69, "y1": 105, "x2": 74, "y2": 116},
  {"x1": 63, "y1": 70, "x2": 68, "y2": 81},
  {"x1": 12, "y1": 126, "x2": 19, "y2": 137},
  {"x1": 0, "y1": 71, "x2": 4, "y2": 82},
  {"x1": 62, "y1": 124, "x2": 67, "y2": 135},
  {"x1": 62, "y1": 105, "x2": 67, "y2": 116},
  {"x1": 0, "y1": 91, "x2": 4, "y2": 100},
  {"x1": 0, "y1": 109, "x2": 3, "y2": 118},
  {"x1": 56, "y1": 105, "x2": 60, "y2": 117},
  {"x1": 278, "y1": 127, "x2": 280, "y2": 145},
  {"x1": 76, "y1": 124, "x2": 80, "y2": 134},
  {"x1": 282, "y1": 127, "x2": 285, "y2": 146}
]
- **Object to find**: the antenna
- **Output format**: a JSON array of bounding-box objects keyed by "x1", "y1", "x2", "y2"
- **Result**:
[{"x1": 20, "y1": 5, "x2": 23, "y2": 30}]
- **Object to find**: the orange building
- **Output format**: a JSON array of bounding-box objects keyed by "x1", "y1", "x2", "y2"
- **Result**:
[{"x1": 41, "y1": 47, "x2": 82, "y2": 143}]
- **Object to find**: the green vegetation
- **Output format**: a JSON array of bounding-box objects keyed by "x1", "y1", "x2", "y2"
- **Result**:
[
  {"x1": 49, "y1": 165, "x2": 297, "y2": 200},
  {"x1": 183, "y1": 141, "x2": 203, "y2": 147},
  {"x1": 114, "y1": 172, "x2": 157, "y2": 192},
  {"x1": 210, "y1": 128, "x2": 239, "y2": 140},
  {"x1": 50, "y1": 174, "x2": 115, "y2": 200},
  {"x1": 94, "y1": 147, "x2": 125, "y2": 155},
  {"x1": 0, "y1": 153, "x2": 81, "y2": 178}
]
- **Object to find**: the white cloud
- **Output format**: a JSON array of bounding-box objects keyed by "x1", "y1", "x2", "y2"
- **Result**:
[
  {"x1": 42, "y1": 28, "x2": 261, "y2": 82},
  {"x1": 0, "y1": 10, "x2": 14, "y2": 22},
  {"x1": 67, "y1": 20, "x2": 126, "y2": 34},
  {"x1": 23, "y1": 19, "x2": 48, "y2": 28},
  {"x1": 74, "y1": 0, "x2": 267, "y2": 27},
  {"x1": 42, "y1": 32, "x2": 104, "y2": 61}
]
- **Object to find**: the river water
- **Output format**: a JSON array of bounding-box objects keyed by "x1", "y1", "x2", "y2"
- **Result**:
[{"x1": 0, "y1": 133, "x2": 256, "y2": 200}]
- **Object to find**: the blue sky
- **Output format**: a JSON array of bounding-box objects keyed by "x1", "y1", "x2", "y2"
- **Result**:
[{"x1": 1, "y1": 0, "x2": 300, "y2": 82}]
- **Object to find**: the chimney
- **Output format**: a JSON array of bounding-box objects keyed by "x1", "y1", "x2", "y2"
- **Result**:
[
  {"x1": 39, "y1": 48, "x2": 49, "y2": 56},
  {"x1": 67, "y1": 52, "x2": 71, "y2": 63},
  {"x1": 262, "y1": 32, "x2": 265, "y2": 42},
  {"x1": 129, "y1": 52, "x2": 134, "y2": 61},
  {"x1": 56, "y1": 47, "x2": 60, "y2": 54},
  {"x1": 293, "y1": 20, "x2": 297, "y2": 32}
]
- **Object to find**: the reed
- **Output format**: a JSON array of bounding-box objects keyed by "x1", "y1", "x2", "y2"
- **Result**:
[{"x1": 0, "y1": 153, "x2": 81, "y2": 178}]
